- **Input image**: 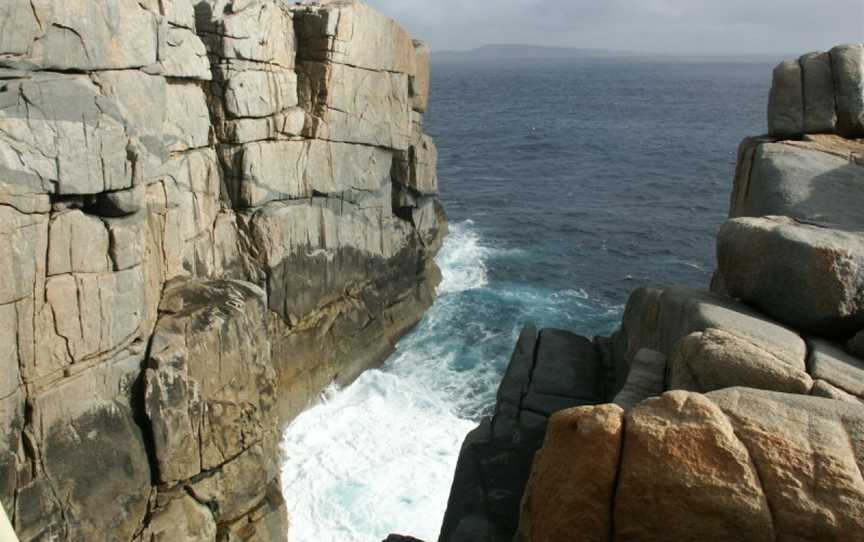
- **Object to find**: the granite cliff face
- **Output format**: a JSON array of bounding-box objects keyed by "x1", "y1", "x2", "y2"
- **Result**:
[
  {"x1": 437, "y1": 45, "x2": 864, "y2": 542},
  {"x1": 0, "y1": 1, "x2": 443, "y2": 540}
]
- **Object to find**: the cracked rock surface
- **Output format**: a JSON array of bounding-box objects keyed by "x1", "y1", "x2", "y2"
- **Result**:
[{"x1": 0, "y1": 0, "x2": 442, "y2": 540}]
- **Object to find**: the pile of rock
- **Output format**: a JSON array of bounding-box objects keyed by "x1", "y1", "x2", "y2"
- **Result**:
[
  {"x1": 439, "y1": 44, "x2": 864, "y2": 542},
  {"x1": 0, "y1": 1, "x2": 441, "y2": 540},
  {"x1": 516, "y1": 45, "x2": 864, "y2": 541}
]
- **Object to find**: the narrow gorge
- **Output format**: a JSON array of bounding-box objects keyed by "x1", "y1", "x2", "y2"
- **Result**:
[{"x1": 0, "y1": 0, "x2": 441, "y2": 539}]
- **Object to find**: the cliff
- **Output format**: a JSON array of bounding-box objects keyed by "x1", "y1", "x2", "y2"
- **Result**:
[
  {"x1": 438, "y1": 44, "x2": 864, "y2": 541},
  {"x1": 0, "y1": 1, "x2": 443, "y2": 540}
]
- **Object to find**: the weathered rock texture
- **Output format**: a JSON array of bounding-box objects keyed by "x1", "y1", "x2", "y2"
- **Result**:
[
  {"x1": 520, "y1": 389, "x2": 864, "y2": 541},
  {"x1": 437, "y1": 44, "x2": 864, "y2": 542},
  {"x1": 0, "y1": 1, "x2": 442, "y2": 540},
  {"x1": 768, "y1": 45, "x2": 864, "y2": 138}
]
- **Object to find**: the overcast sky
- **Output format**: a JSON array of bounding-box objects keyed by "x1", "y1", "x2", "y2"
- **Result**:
[{"x1": 364, "y1": 0, "x2": 864, "y2": 55}]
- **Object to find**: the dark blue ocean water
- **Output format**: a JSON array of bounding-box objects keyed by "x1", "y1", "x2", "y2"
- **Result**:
[{"x1": 282, "y1": 58, "x2": 773, "y2": 541}]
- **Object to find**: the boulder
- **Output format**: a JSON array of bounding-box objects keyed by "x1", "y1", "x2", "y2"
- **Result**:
[
  {"x1": 670, "y1": 328, "x2": 813, "y2": 394},
  {"x1": 710, "y1": 388, "x2": 864, "y2": 539},
  {"x1": 145, "y1": 279, "x2": 277, "y2": 483},
  {"x1": 811, "y1": 379, "x2": 864, "y2": 405},
  {"x1": 729, "y1": 141, "x2": 864, "y2": 230},
  {"x1": 614, "y1": 391, "x2": 775, "y2": 541},
  {"x1": 830, "y1": 44, "x2": 864, "y2": 138},
  {"x1": 800, "y1": 52, "x2": 837, "y2": 133},
  {"x1": 718, "y1": 216, "x2": 864, "y2": 338},
  {"x1": 808, "y1": 339, "x2": 864, "y2": 399},
  {"x1": 516, "y1": 405, "x2": 624, "y2": 542},
  {"x1": 768, "y1": 60, "x2": 804, "y2": 137},
  {"x1": 613, "y1": 349, "x2": 666, "y2": 409},
  {"x1": 618, "y1": 287, "x2": 807, "y2": 370}
]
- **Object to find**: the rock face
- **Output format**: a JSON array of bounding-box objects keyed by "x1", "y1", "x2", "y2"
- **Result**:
[
  {"x1": 438, "y1": 44, "x2": 864, "y2": 542},
  {"x1": 0, "y1": 1, "x2": 442, "y2": 540},
  {"x1": 767, "y1": 45, "x2": 863, "y2": 138},
  {"x1": 519, "y1": 389, "x2": 864, "y2": 541},
  {"x1": 438, "y1": 328, "x2": 608, "y2": 542}
]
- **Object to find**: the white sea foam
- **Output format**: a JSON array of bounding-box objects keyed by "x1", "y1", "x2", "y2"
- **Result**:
[
  {"x1": 281, "y1": 221, "x2": 491, "y2": 542},
  {"x1": 437, "y1": 220, "x2": 489, "y2": 294}
]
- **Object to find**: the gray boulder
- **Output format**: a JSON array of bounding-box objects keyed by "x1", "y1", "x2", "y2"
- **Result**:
[
  {"x1": 830, "y1": 44, "x2": 864, "y2": 137},
  {"x1": 800, "y1": 52, "x2": 837, "y2": 133},
  {"x1": 808, "y1": 339, "x2": 864, "y2": 400},
  {"x1": 718, "y1": 216, "x2": 864, "y2": 338},
  {"x1": 768, "y1": 60, "x2": 804, "y2": 137},
  {"x1": 730, "y1": 140, "x2": 864, "y2": 230}
]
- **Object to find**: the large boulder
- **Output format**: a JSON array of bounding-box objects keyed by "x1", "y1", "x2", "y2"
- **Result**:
[
  {"x1": 729, "y1": 139, "x2": 864, "y2": 230},
  {"x1": 517, "y1": 389, "x2": 864, "y2": 541},
  {"x1": 516, "y1": 405, "x2": 624, "y2": 542},
  {"x1": 669, "y1": 328, "x2": 813, "y2": 395},
  {"x1": 614, "y1": 392, "x2": 775, "y2": 541},
  {"x1": 710, "y1": 389, "x2": 864, "y2": 539},
  {"x1": 831, "y1": 44, "x2": 864, "y2": 138},
  {"x1": 718, "y1": 216, "x2": 864, "y2": 338},
  {"x1": 768, "y1": 60, "x2": 804, "y2": 137},
  {"x1": 800, "y1": 52, "x2": 837, "y2": 133}
]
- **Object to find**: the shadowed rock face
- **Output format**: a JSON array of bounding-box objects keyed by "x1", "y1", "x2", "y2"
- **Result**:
[{"x1": 0, "y1": 0, "x2": 442, "y2": 539}]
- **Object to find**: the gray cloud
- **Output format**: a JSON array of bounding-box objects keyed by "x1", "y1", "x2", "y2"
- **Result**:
[{"x1": 364, "y1": 0, "x2": 864, "y2": 55}]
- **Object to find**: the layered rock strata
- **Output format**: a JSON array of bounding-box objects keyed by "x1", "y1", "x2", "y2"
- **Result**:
[
  {"x1": 0, "y1": 1, "x2": 442, "y2": 540},
  {"x1": 437, "y1": 44, "x2": 864, "y2": 542}
]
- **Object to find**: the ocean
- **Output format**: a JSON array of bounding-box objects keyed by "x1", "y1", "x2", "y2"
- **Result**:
[{"x1": 280, "y1": 57, "x2": 772, "y2": 541}]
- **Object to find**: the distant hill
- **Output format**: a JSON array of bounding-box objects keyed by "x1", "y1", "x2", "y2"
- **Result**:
[
  {"x1": 432, "y1": 44, "x2": 624, "y2": 62},
  {"x1": 432, "y1": 44, "x2": 787, "y2": 64}
]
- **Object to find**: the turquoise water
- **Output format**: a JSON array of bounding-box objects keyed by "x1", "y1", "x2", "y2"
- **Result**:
[{"x1": 281, "y1": 58, "x2": 772, "y2": 541}]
